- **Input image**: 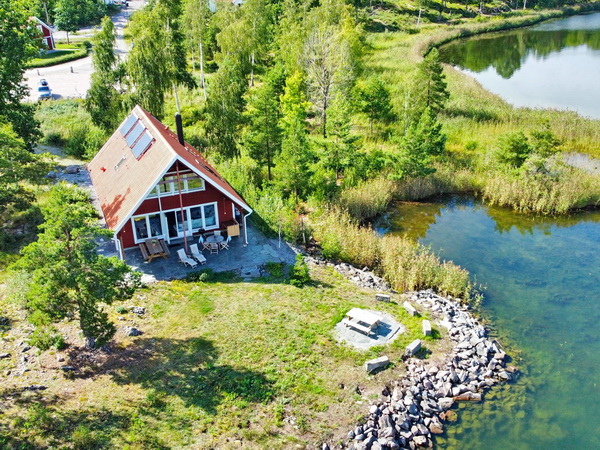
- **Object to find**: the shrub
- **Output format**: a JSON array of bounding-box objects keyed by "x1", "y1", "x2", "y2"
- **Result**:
[
  {"x1": 290, "y1": 254, "x2": 310, "y2": 287},
  {"x1": 35, "y1": 99, "x2": 108, "y2": 159},
  {"x1": 28, "y1": 326, "x2": 67, "y2": 351},
  {"x1": 265, "y1": 261, "x2": 285, "y2": 278},
  {"x1": 184, "y1": 269, "x2": 214, "y2": 282}
]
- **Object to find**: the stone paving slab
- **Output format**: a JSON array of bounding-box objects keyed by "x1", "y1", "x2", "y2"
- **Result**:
[
  {"x1": 97, "y1": 226, "x2": 297, "y2": 283},
  {"x1": 334, "y1": 310, "x2": 405, "y2": 350}
]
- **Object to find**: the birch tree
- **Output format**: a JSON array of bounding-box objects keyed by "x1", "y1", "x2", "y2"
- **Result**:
[{"x1": 304, "y1": 26, "x2": 353, "y2": 138}]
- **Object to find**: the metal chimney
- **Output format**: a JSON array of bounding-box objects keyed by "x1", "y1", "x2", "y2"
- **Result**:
[{"x1": 175, "y1": 112, "x2": 184, "y2": 146}]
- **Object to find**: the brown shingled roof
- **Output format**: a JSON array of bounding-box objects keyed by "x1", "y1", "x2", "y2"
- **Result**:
[{"x1": 88, "y1": 105, "x2": 251, "y2": 232}]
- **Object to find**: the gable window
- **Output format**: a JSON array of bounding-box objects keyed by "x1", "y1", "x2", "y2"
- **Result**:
[{"x1": 147, "y1": 173, "x2": 205, "y2": 198}]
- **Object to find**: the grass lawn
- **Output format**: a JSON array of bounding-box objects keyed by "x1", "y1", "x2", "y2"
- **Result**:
[{"x1": 0, "y1": 264, "x2": 448, "y2": 448}]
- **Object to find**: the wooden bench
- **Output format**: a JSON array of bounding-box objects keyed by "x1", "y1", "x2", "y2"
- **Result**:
[
  {"x1": 138, "y1": 243, "x2": 150, "y2": 261},
  {"x1": 159, "y1": 239, "x2": 171, "y2": 256},
  {"x1": 342, "y1": 318, "x2": 372, "y2": 336}
]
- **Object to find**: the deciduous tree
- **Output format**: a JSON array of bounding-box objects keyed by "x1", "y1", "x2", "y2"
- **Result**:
[
  {"x1": 126, "y1": 0, "x2": 195, "y2": 119},
  {"x1": 54, "y1": 0, "x2": 78, "y2": 44},
  {"x1": 0, "y1": 0, "x2": 42, "y2": 148},
  {"x1": 11, "y1": 183, "x2": 139, "y2": 348},
  {"x1": 205, "y1": 56, "x2": 247, "y2": 159},
  {"x1": 275, "y1": 72, "x2": 313, "y2": 201},
  {"x1": 304, "y1": 25, "x2": 353, "y2": 138},
  {"x1": 86, "y1": 16, "x2": 122, "y2": 131}
]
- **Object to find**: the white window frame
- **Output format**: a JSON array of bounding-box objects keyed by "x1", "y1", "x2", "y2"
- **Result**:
[
  {"x1": 131, "y1": 213, "x2": 165, "y2": 243},
  {"x1": 147, "y1": 172, "x2": 205, "y2": 198},
  {"x1": 130, "y1": 201, "x2": 219, "y2": 244}
]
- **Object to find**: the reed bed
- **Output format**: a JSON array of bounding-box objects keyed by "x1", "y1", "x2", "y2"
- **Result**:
[{"x1": 311, "y1": 208, "x2": 475, "y2": 300}]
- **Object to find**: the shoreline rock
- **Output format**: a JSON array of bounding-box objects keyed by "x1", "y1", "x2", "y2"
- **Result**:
[{"x1": 306, "y1": 257, "x2": 513, "y2": 449}]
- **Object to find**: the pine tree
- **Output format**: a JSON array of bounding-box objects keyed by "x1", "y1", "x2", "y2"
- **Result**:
[
  {"x1": 275, "y1": 72, "x2": 313, "y2": 202},
  {"x1": 244, "y1": 76, "x2": 282, "y2": 181},
  {"x1": 393, "y1": 107, "x2": 446, "y2": 179},
  {"x1": 11, "y1": 184, "x2": 139, "y2": 348},
  {"x1": 413, "y1": 48, "x2": 450, "y2": 116}
]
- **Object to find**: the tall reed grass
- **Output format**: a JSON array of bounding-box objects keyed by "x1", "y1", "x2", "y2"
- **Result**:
[
  {"x1": 311, "y1": 207, "x2": 476, "y2": 300},
  {"x1": 482, "y1": 169, "x2": 600, "y2": 214},
  {"x1": 339, "y1": 177, "x2": 397, "y2": 222}
]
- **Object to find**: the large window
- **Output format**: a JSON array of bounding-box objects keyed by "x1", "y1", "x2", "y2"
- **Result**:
[
  {"x1": 148, "y1": 173, "x2": 205, "y2": 198},
  {"x1": 189, "y1": 202, "x2": 218, "y2": 231},
  {"x1": 133, "y1": 214, "x2": 164, "y2": 242}
]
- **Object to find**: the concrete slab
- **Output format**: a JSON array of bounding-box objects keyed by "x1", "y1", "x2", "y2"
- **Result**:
[
  {"x1": 334, "y1": 310, "x2": 405, "y2": 351},
  {"x1": 95, "y1": 225, "x2": 297, "y2": 282}
]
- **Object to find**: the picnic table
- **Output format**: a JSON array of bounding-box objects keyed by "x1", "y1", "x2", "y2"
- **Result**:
[
  {"x1": 342, "y1": 308, "x2": 381, "y2": 336},
  {"x1": 139, "y1": 238, "x2": 170, "y2": 262}
]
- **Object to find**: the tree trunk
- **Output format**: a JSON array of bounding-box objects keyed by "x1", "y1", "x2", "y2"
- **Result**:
[
  {"x1": 199, "y1": 42, "x2": 207, "y2": 100},
  {"x1": 250, "y1": 52, "x2": 255, "y2": 87},
  {"x1": 191, "y1": 48, "x2": 196, "y2": 73},
  {"x1": 523, "y1": 0, "x2": 527, "y2": 9},
  {"x1": 43, "y1": 1, "x2": 50, "y2": 24},
  {"x1": 66, "y1": 31, "x2": 70, "y2": 45},
  {"x1": 417, "y1": 7, "x2": 422, "y2": 26}
]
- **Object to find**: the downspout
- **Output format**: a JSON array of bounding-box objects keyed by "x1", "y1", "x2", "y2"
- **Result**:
[
  {"x1": 114, "y1": 232, "x2": 125, "y2": 261},
  {"x1": 243, "y1": 210, "x2": 252, "y2": 246},
  {"x1": 176, "y1": 161, "x2": 188, "y2": 252}
]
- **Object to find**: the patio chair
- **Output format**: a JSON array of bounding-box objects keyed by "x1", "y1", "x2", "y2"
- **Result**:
[
  {"x1": 189, "y1": 244, "x2": 207, "y2": 265},
  {"x1": 199, "y1": 235, "x2": 210, "y2": 251},
  {"x1": 208, "y1": 242, "x2": 219, "y2": 254},
  {"x1": 214, "y1": 230, "x2": 221, "y2": 237},
  {"x1": 220, "y1": 235, "x2": 231, "y2": 250},
  {"x1": 177, "y1": 248, "x2": 198, "y2": 268}
]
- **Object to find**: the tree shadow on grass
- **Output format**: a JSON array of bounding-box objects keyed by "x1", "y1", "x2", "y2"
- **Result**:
[
  {"x1": 0, "y1": 390, "x2": 134, "y2": 449},
  {"x1": 102, "y1": 337, "x2": 275, "y2": 415}
]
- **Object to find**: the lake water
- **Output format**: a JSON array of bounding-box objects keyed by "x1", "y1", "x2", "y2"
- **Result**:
[
  {"x1": 438, "y1": 13, "x2": 600, "y2": 119},
  {"x1": 376, "y1": 197, "x2": 600, "y2": 449}
]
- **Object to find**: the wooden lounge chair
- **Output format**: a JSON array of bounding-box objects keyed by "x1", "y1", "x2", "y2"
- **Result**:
[
  {"x1": 177, "y1": 248, "x2": 198, "y2": 268},
  {"x1": 189, "y1": 244, "x2": 207, "y2": 265}
]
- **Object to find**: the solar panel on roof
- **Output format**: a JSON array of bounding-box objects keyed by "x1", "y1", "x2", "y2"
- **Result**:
[
  {"x1": 131, "y1": 130, "x2": 153, "y2": 159},
  {"x1": 125, "y1": 121, "x2": 144, "y2": 147},
  {"x1": 119, "y1": 113, "x2": 138, "y2": 136}
]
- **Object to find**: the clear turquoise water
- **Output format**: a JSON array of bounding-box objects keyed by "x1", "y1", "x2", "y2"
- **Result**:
[
  {"x1": 438, "y1": 13, "x2": 600, "y2": 119},
  {"x1": 377, "y1": 197, "x2": 600, "y2": 448}
]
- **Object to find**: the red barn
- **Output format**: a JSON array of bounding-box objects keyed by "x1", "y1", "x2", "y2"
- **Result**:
[
  {"x1": 32, "y1": 17, "x2": 55, "y2": 51},
  {"x1": 88, "y1": 105, "x2": 252, "y2": 258}
]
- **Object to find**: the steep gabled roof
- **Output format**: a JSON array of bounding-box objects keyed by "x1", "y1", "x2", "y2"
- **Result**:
[{"x1": 88, "y1": 105, "x2": 251, "y2": 232}]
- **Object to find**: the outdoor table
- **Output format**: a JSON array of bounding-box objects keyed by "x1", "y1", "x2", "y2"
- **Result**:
[
  {"x1": 206, "y1": 235, "x2": 224, "y2": 244},
  {"x1": 143, "y1": 238, "x2": 168, "y2": 262},
  {"x1": 343, "y1": 308, "x2": 381, "y2": 335}
]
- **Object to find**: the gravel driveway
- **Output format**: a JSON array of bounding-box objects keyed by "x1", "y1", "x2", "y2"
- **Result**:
[{"x1": 23, "y1": 0, "x2": 143, "y2": 102}]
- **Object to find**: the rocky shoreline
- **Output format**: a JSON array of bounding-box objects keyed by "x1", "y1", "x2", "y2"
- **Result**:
[{"x1": 308, "y1": 258, "x2": 515, "y2": 450}]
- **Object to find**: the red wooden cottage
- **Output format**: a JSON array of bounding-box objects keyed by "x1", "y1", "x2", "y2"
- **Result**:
[
  {"x1": 88, "y1": 105, "x2": 252, "y2": 258},
  {"x1": 32, "y1": 17, "x2": 55, "y2": 51}
]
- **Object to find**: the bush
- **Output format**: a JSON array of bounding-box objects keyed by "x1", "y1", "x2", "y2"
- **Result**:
[
  {"x1": 28, "y1": 326, "x2": 67, "y2": 351},
  {"x1": 184, "y1": 269, "x2": 214, "y2": 282},
  {"x1": 35, "y1": 99, "x2": 108, "y2": 159},
  {"x1": 265, "y1": 262, "x2": 285, "y2": 278},
  {"x1": 290, "y1": 254, "x2": 310, "y2": 287}
]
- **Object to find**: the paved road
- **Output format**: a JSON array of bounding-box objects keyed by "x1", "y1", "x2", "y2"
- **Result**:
[{"x1": 24, "y1": 0, "x2": 143, "y2": 102}]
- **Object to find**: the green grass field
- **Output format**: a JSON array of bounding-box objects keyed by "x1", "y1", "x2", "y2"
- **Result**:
[{"x1": 0, "y1": 264, "x2": 447, "y2": 448}]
